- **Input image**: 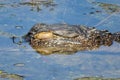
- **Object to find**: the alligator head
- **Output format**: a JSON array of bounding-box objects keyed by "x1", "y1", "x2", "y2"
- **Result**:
[{"x1": 25, "y1": 23, "x2": 120, "y2": 55}]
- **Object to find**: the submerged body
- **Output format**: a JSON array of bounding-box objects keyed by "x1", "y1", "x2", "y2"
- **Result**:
[{"x1": 25, "y1": 23, "x2": 120, "y2": 55}]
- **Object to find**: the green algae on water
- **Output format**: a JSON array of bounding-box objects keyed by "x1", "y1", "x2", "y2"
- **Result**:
[
  {"x1": 0, "y1": 70, "x2": 24, "y2": 80},
  {"x1": 74, "y1": 77, "x2": 120, "y2": 80},
  {"x1": 92, "y1": 2, "x2": 120, "y2": 14}
]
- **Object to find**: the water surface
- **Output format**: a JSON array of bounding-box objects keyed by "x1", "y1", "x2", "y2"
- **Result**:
[{"x1": 0, "y1": 0, "x2": 120, "y2": 80}]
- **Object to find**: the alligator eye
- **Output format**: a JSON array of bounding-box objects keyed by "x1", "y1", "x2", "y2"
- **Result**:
[{"x1": 33, "y1": 32, "x2": 53, "y2": 39}]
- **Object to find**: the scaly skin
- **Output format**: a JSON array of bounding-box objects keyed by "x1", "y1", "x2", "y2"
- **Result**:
[{"x1": 25, "y1": 23, "x2": 120, "y2": 55}]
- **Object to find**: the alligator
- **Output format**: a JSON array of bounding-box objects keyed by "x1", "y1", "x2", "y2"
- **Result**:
[{"x1": 24, "y1": 23, "x2": 120, "y2": 55}]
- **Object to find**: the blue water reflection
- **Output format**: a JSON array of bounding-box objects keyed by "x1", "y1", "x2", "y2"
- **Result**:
[{"x1": 0, "y1": 0, "x2": 120, "y2": 80}]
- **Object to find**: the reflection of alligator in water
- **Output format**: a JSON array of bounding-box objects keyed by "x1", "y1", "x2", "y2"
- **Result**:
[
  {"x1": 74, "y1": 77, "x2": 120, "y2": 80},
  {"x1": 24, "y1": 23, "x2": 120, "y2": 55}
]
